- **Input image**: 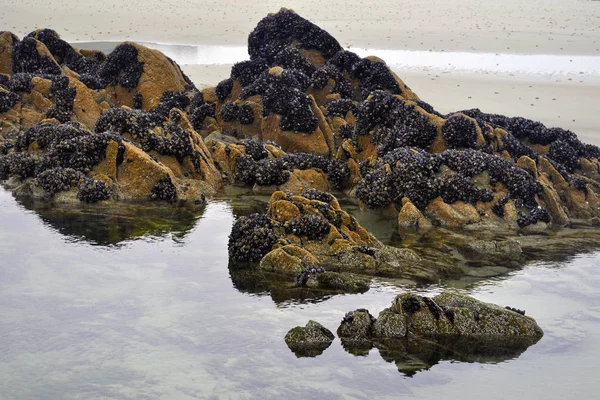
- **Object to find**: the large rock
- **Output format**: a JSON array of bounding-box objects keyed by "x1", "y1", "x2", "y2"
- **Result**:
[
  {"x1": 229, "y1": 190, "x2": 461, "y2": 282},
  {"x1": 349, "y1": 292, "x2": 544, "y2": 346}
]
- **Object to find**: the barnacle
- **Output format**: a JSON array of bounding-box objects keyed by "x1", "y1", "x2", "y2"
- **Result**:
[
  {"x1": 46, "y1": 77, "x2": 76, "y2": 123},
  {"x1": 247, "y1": 9, "x2": 341, "y2": 63},
  {"x1": 272, "y1": 47, "x2": 316, "y2": 77},
  {"x1": 235, "y1": 155, "x2": 290, "y2": 186},
  {"x1": 220, "y1": 101, "x2": 239, "y2": 122},
  {"x1": 37, "y1": 166, "x2": 81, "y2": 196},
  {"x1": 216, "y1": 78, "x2": 234, "y2": 102},
  {"x1": 548, "y1": 139, "x2": 580, "y2": 173},
  {"x1": 327, "y1": 158, "x2": 350, "y2": 190},
  {"x1": 11, "y1": 36, "x2": 62, "y2": 75},
  {"x1": 228, "y1": 213, "x2": 277, "y2": 262},
  {"x1": 77, "y1": 177, "x2": 111, "y2": 203},
  {"x1": 0, "y1": 152, "x2": 37, "y2": 179},
  {"x1": 238, "y1": 104, "x2": 254, "y2": 125},
  {"x1": 286, "y1": 214, "x2": 331, "y2": 240},
  {"x1": 325, "y1": 99, "x2": 356, "y2": 118},
  {"x1": 231, "y1": 59, "x2": 270, "y2": 87},
  {"x1": 302, "y1": 188, "x2": 334, "y2": 204},
  {"x1": 190, "y1": 103, "x2": 216, "y2": 131},
  {"x1": 150, "y1": 176, "x2": 177, "y2": 201},
  {"x1": 442, "y1": 114, "x2": 478, "y2": 149},
  {"x1": 148, "y1": 90, "x2": 190, "y2": 122},
  {"x1": 16, "y1": 122, "x2": 90, "y2": 151},
  {"x1": 281, "y1": 152, "x2": 329, "y2": 171},
  {"x1": 99, "y1": 43, "x2": 144, "y2": 89},
  {"x1": 240, "y1": 139, "x2": 268, "y2": 161},
  {"x1": 0, "y1": 89, "x2": 19, "y2": 113},
  {"x1": 95, "y1": 108, "x2": 151, "y2": 136},
  {"x1": 351, "y1": 59, "x2": 403, "y2": 98},
  {"x1": 27, "y1": 29, "x2": 102, "y2": 77}
]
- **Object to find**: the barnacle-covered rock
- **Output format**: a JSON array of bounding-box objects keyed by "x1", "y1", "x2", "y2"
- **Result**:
[
  {"x1": 226, "y1": 191, "x2": 454, "y2": 281},
  {"x1": 337, "y1": 309, "x2": 376, "y2": 348},
  {"x1": 339, "y1": 291, "x2": 543, "y2": 347},
  {"x1": 228, "y1": 213, "x2": 277, "y2": 262},
  {"x1": 284, "y1": 320, "x2": 334, "y2": 358},
  {"x1": 77, "y1": 177, "x2": 111, "y2": 203},
  {"x1": 37, "y1": 166, "x2": 81, "y2": 196},
  {"x1": 1, "y1": 12, "x2": 600, "y2": 241},
  {"x1": 248, "y1": 9, "x2": 341, "y2": 64},
  {"x1": 329, "y1": 291, "x2": 544, "y2": 374}
]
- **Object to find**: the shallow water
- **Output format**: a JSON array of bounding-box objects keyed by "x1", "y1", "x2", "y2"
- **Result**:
[
  {"x1": 1, "y1": 186, "x2": 600, "y2": 399},
  {"x1": 72, "y1": 41, "x2": 600, "y2": 79}
]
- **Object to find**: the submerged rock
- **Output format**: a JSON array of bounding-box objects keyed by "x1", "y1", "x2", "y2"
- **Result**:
[{"x1": 284, "y1": 320, "x2": 334, "y2": 357}]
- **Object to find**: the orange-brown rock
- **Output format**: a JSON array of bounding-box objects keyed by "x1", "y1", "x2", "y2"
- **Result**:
[
  {"x1": 398, "y1": 198, "x2": 433, "y2": 231},
  {"x1": 0, "y1": 31, "x2": 17, "y2": 74},
  {"x1": 105, "y1": 42, "x2": 189, "y2": 110}
]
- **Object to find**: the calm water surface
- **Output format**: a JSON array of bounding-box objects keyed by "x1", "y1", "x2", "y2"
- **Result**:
[{"x1": 1, "y1": 186, "x2": 599, "y2": 399}]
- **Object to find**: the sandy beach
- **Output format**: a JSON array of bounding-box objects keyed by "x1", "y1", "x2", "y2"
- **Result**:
[{"x1": 3, "y1": 0, "x2": 600, "y2": 55}]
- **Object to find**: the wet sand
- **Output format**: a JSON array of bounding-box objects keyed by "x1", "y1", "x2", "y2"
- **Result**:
[{"x1": 3, "y1": 0, "x2": 600, "y2": 55}]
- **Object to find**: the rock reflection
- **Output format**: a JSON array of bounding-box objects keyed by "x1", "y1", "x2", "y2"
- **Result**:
[
  {"x1": 228, "y1": 261, "x2": 358, "y2": 305},
  {"x1": 363, "y1": 336, "x2": 536, "y2": 377},
  {"x1": 14, "y1": 195, "x2": 204, "y2": 245}
]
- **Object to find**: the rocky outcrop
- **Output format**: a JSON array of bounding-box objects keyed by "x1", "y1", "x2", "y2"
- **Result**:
[
  {"x1": 288, "y1": 291, "x2": 543, "y2": 373},
  {"x1": 284, "y1": 320, "x2": 334, "y2": 357},
  {"x1": 2, "y1": 9, "x2": 600, "y2": 233},
  {"x1": 204, "y1": 8, "x2": 600, "y2": 232},
  {"x1": 0, "y1": 29, "x2": 222, "y2": 203},
  {"x1": 229, "y1": 190, "x2": 455, "y2": 282},
  {"x1": 367, "y1": 292, "x2": 543, "y2": 341}
]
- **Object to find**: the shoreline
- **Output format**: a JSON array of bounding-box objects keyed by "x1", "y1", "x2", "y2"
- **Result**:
[{"x1": 3, "y1": 0, "x2": 600, "y2": 56}]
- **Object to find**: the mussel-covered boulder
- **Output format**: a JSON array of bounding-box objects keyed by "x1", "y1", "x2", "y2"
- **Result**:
[
  {"x1": 101, "y1": 42, "x2": 192, "y2": 110},
  {"x1": 0, "y1": 107, "x2": 221, "y2": 202},
  {"x1": 225, "y1": 190, "x2": 457, "y2": 282},
  {"x1": 284, "y1": 320, "x2": 334, "y2": 357}
]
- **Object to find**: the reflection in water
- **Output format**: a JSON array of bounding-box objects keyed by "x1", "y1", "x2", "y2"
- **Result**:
[
  {"x1": 2, "y1": 186, "x2": 600, "y2": 398},
  {"x1": 345, "y1": 336, "x2": 536, "y2": 377},
  {"x1": 15, "y1": 196, "x2": 204, "y2": 246}
]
